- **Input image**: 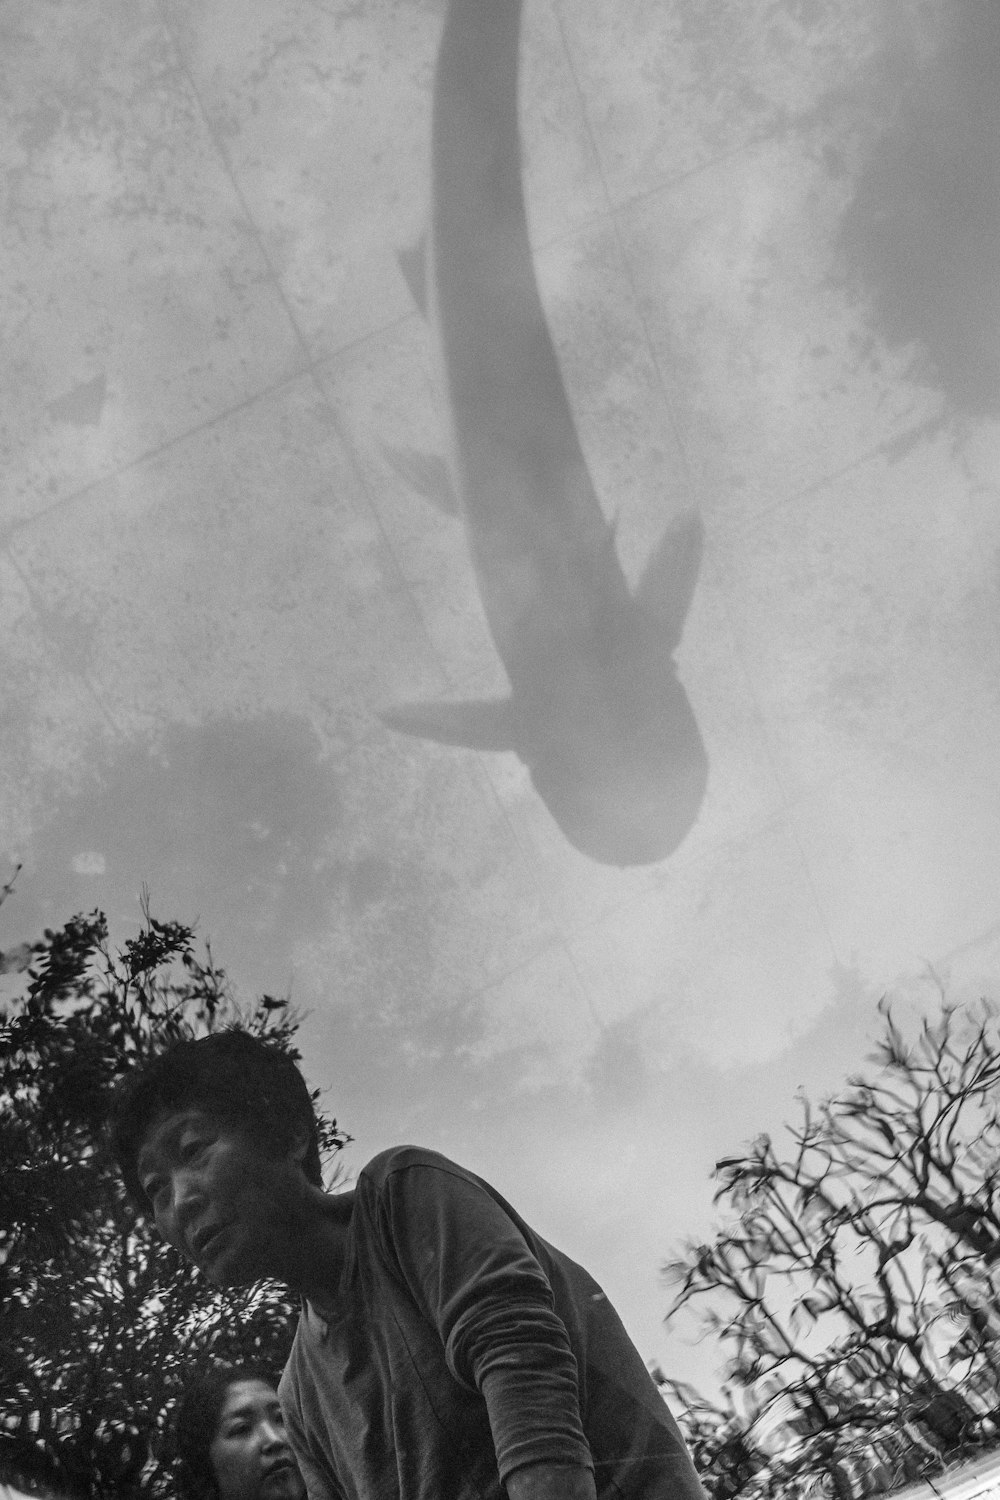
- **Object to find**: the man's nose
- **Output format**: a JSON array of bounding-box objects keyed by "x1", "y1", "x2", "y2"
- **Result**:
[{"x1": 169, "y1": 1169, "x2": 206, "y2": 1232}]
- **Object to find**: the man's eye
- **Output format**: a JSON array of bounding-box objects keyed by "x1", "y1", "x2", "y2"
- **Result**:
[
  {"x1": 143, "y1": 1179, "x2": 166, "y2": 1204},
  {"x1": 180, "y1": 1139, "x2": 206, "y2": 1163}
]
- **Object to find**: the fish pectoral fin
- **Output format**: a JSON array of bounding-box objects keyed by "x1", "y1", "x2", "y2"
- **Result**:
[
  {"x1": 380, "y1": 444, "x2": 460, "y2": 516},
  {"x1": 381, "y1": 697, "x2": 518, "y2": 752},
  {"x1": 397, "y1": 233, "x2": 429, "y2": 317},
  {"x1": 634, "y1": 508, "x2": 704, "y2": 648}
]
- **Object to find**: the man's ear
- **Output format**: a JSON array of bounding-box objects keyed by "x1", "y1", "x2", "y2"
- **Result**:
[{"x1": 287, "y1": 1124, "x2": 311, "y2": 1166}]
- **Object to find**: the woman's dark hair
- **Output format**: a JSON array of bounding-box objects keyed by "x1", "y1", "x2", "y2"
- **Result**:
[
  {"x1": 108, "y1": 1029, "x2": 323, "y2": 1212},
  {"x1": 173, "y1": 1362, "x2": 273, "y2": 1500}
]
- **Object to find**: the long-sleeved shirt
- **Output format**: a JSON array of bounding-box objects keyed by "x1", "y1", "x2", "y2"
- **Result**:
[{"x1": 278, "y1": 1146, "x2": 706, "y2": 1500}]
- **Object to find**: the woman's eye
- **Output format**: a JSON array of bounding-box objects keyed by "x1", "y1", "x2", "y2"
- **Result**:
[{"x1": 180, "y1": 1139, "x2": 206, "y2": 1163}]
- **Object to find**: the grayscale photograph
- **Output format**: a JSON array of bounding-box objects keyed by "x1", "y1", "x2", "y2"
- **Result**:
[{"x1": 1, "y1": 2, "x2": 999, "y2": 1498}]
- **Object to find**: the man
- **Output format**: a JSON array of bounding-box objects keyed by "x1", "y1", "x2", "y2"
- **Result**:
[{"x1": 110, "y1": 1030, "x2": 706, "y2": 1500}]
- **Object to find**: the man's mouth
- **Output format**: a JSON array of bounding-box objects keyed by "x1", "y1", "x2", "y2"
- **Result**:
[{"x1": 190, "y1": 1222, "x2": 232, "y2": 1260}]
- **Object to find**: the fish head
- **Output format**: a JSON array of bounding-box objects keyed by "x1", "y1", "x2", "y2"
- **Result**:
[{"x1": 524, "y1": 674, "x2": 708, "y2": 866}]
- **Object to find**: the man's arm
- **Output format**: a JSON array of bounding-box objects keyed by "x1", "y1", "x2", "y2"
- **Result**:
[
  {"x1": 377, "y1": 1156, "x2": 594, "y2": 1484},
  {"x1": 280, "y1": 1384, "x2": 344, "y2": 1500},
  {"x1": 507, "y1": 1462, "x2": 598, "y2": 1500}
]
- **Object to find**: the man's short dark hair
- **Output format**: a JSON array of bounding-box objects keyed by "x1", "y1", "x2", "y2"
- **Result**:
[
  {"x1": 108, "y1": 1029, "x2": 323, "y2": 1211},
  {"x1": 172, "y1": 1361, "x2": 273, "y2": 1500}
]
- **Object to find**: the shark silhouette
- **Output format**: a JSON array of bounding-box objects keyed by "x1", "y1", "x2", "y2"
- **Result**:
[{"x1": 381, "y1": 0, "x2": 707, "y2": 866}]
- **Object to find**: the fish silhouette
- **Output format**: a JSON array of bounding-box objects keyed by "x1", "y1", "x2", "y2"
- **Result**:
[{"x1": 382, "y1": 0, "x2": 707, "y2": 866}]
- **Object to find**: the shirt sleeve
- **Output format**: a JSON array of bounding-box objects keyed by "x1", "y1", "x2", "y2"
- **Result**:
[
  {"x1": 280, "y1": 1373, "x2": 346, "y2": 1500},
  {"x1": 373, "y1": 1157, "x2": 594, "y2": 1482},
  {"x1": 295, "y1": 1445, "x2": 343, "y2": 1500}
]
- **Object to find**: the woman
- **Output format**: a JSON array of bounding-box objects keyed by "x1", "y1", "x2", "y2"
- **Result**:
[{"x1": 174, "y1": 1365, "x2": 306, "y2": 1500}]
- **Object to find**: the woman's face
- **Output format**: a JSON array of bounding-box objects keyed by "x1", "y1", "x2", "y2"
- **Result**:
[{"x1": 208, "y1": 1379, "x2": 306, "y2": 1500}]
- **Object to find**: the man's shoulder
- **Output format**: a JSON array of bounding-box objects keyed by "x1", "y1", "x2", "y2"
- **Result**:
[{"x1": 360, "y1": 1143, "x2": 470, "y2": 1190}]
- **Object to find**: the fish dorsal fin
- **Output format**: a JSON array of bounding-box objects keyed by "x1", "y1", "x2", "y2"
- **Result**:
[
  {"x1": 381, "y1": 697, "x2": 517, "y2": 752},
  {"x1": 397, "y1": 233, "x2": 429, "y2": 318},
  {"x1": 380, "y1": 444, "x2": 459, "y2": 516},
  {"x1": 634, "y1": 508, "x2": 704, "y2": 649}
]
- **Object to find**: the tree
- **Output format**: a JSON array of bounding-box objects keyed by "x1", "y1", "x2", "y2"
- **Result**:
[
  {"x1": 662, "y1": 997, "x2": 1000, "y2": 1498},
  {"x1": 0, "y1": 899, "x2": 350, "y2": 1500},
  {"x1": 648, "y1": 1376, "x2": 763, "y2": 1500}
]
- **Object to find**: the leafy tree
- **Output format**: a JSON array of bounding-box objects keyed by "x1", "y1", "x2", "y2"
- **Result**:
[
  {"x1": 649, "y1": 1376, "x2": 763, "y2": 1500},
  {"x1": 662, "y1": 997, "x2": 1000, "y2": 1498},
  {"x1": 0, "y1": 898, "x2": 349, "y2": 1499}
]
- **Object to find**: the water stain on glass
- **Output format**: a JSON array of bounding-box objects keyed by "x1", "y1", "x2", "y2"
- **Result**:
[
  {"x1": 47, "y1": 373, "x2": 108, "y2": 427},
  {"x1": 841, "y1": 1, "x2": 1000, "y2": 418},
  {"x1": 11, "y1": 713, "x2": 348, "y2": 998}
]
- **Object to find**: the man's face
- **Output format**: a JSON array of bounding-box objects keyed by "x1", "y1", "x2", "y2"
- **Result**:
[
  {"x1": 209, "y1": 1379, "x2": 306, "y2": 1500},
  {"x1": 136, "y1": 1109, "x2": 302, "y2": 1287}
]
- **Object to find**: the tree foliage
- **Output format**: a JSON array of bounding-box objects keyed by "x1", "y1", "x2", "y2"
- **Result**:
[
  {"x1": 662, "y1": 997, "x2": 1000, "y2": 1499},
  {"x1": 0, "y1": 900, "x2": 349, "y2": 1500}
]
